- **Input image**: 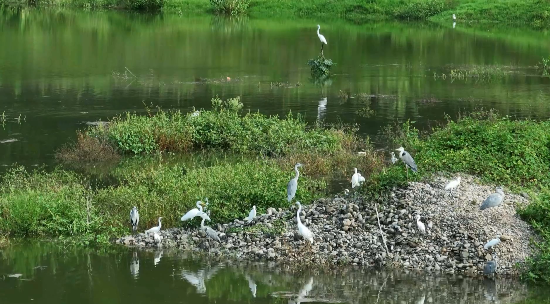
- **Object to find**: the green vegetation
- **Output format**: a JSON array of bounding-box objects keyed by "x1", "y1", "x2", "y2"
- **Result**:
[
  {"x1": 3, "y1": 0, "x2": 550, "y2": 29},
  {"x1": 307, "y1": 54, "x2": 335, "y2": 80}
]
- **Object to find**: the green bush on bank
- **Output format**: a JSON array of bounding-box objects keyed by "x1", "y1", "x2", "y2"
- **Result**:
[
  {"x1": 84, "y1": 97, "x2": 345, "y2": 157},
  {"x1": 210, "y1": 0, "x2": 249, "y2": 15}
]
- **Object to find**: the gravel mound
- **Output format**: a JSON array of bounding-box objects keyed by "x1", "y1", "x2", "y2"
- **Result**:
[{"x1": 117, "y1": 174, "x2": 536, "y2": 277}]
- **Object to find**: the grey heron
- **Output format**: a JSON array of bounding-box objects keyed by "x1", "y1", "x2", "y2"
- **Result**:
[
  {"x1": 130, "y1": 206, "x2": 139, "y2": 233},
  {"x1": 201, "y1": 218, "x2": 221, "y2": 242},
  {"x1": 351, "y1": 168, "x2": 365, "y2": 188},
  {"x1": 287, "y1": 163, "x2": 303, "y2": 203},
  {"x1": 145, "y1": 217, "x2": 162, "y2": 234},
  {"x1": 415, "y1": 214, "x2": 426, "y2": 234},
  {"x1": 444, "y1": 176, "x2": 461, "y2": 196},
  {"x1": 480, "y1": 187, "x2": 505, "y2": 210},
  {"x1": 296, "y1": 202, "x2": 314, "y2": 244},
  {"x1": 317, "y1": 25, "x2": 327, "y2": 53},
  {"x1": 181, "y1": 201, "x2": 210, "y2": 221},
  {"x1": 484, "y1": 236, "x2": 501, "y2": 250},
  {"x1": 395, "y1": 147, "x2": 417, "y2": 178},
  {"x1": 244, "y1": 205, "x2": 256, "y2": 223}
]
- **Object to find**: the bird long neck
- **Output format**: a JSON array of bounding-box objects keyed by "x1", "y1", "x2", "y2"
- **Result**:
[
  {"x1": 294, "y1": 166, "x2": 300, "y2": 180},
  {"x1": 201, "y1": 218, "x2": 205, "y2": 229},
  {"x1": 296, "y1": 206, "x2": 303, "y2": 225},
  {"x1": 158, "y1": 218, "x2": 162, "y2": 228}
]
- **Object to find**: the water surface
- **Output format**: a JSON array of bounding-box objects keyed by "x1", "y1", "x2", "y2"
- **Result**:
[
  {"x1": 1, "y1": 9, "x2": 550, "y2": 169},
  {"x1": 1, "y1": 242, "x2": 546, "y2": 304}
]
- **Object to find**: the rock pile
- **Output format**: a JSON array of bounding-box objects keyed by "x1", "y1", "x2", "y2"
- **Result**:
[{"x1": 117, "y1": 174, "x2": 536, "y2": 277}]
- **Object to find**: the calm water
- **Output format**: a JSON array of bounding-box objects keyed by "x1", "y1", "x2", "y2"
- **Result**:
[
  {"x1": 1, "y1": 242, "x2": 548, "y2": 304},
  {"x1": 1, "y1": 9, "x2": 550, "y2": 168}
]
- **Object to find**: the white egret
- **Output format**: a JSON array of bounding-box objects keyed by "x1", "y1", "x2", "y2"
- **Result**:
[
  {"x1": 416, "y1": 215, "x2": 426, "y2": 234},
  {"x1": 453, "y1": 13, "x2": 456, "y2": 21},
  {"x1": 287, "y1": 163, "x2": 303, "y2": 203},
  {"x1": 201, "y1": 218, "x2": 221, "y2": 242},
  {"x1": 480, "y1": 187, "x2": 505, "y2": 210},
  {"x1": 484, "y1": 236, "x2": 501, "y2": 250},
  {"x1": 130, "y1": 206, "x2": 139, "y2": 233},
  {"x1": 396, "y1": 147, "x2": 418, "y2": 178},
  {"x1": 244, "y1": 205, "x2": 256, "y2": 223},
  {"x1": 351, "y1": 168, "x2": 366, "y2": 188},
  {"x1": 296, "y1": 202, "x2": 314, "y2": 244},
  {"x1": 316, "y1": 25, "x2": 328, "y2": 53},
  {"x1": 145, "y1": 217, "x2": 163, "y2": 234},
  {"x1": 390, "y1": 152, "x2": 398, "y2": 164},
  {"x1": 181, "y1": 201, "x2": 210, "y2": 221},
  {"x1": 153, "y1": 232, "x2": 163, "y2": 245},
  {"x1": 444, "y1": 176, "x2": 461, "y2": 196}
]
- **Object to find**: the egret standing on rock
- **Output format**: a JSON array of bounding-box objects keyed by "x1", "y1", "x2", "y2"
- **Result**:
[
  {"x1": 415, "y1": 214, "x2": 426, "y2": 235},
  {"x1": 145, "y1": 217, "x2": 163, "y2": 234},
  {"x1": 181, "y1": 201, "x2": 210, "y2": 222},
  {"x1": 287, "y1": 163, "x2": 303, "y2": 203},
  {"x1": 351, "y1": 168, "x2": 365, "y2": 188},
  {"x1": 445, "y1": 176, "x2": 461, "y2": 197},
  {"x1": 296, "y1": 202, "x2": 314, "y2": 244},
  {"x1": 201, "y1": 218, "x2": 221, "y2": 242},
  {"x1": 480, "y1": 187, "x2": 505, "y2": 210},
  {"x1": 396, "y1": 147, "x2": 418, "y2": 178},
  {"x1": 130, "y1": 206, "x2": 139, "y2": 233},
  {"x1": 244, "y1": 205, "x2": 256, "y2": 223},
  {"x1": 484, "y1": 236, "x2": 501, "y2": 250},
  {"x1": 317, "y1": 25, "x2": 327, "y2": 54}
]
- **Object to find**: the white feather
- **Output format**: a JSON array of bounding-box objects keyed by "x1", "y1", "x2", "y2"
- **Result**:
[
  {"x1": 416, "y1": 215, "x2": 426, "y2": 234},
  {"x1": 296, "y1": 202, "x2": 314, "y2": 244},
  {"x1": 244, "y1": 205, "x2": 256, "y2": 223},
  {"x1": 445, "y1": 176, "x2": 461, "y2": 190},
  {"x1": 484, "y1": 237, "x2": 501, "y2": 250}
]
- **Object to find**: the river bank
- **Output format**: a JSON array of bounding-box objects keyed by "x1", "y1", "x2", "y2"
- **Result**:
[
  {"x1": 2, "y1": 0, "x2": 550, "y2": 29},
  {"x1": 117, "y1": 174, "x2": 535, "y2": 277}
]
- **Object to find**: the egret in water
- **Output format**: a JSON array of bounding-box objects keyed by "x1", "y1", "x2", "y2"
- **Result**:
[
  {"x1": 484, "y1": 236, "x2": 501, "y2": 250},
  {"x1": 287, "y1": 163, "x2": 303, "y2": 203},
  {"x1": 244, "y1": 205, "x2": 256, "y2": 224},
  {"x1": 351, "y1": 168, "x2": 366, "y2": 188},
  {"x1": 415, "y1": 214, "x2": 426, "y2": 235},
  {"x1": 396, "y1": 147, "x2": 418, "y2": 178},
  {"x1": 145, "y1": 217, "x2": 163, "y2": 234},
  {"x1": 480, "y1": 187, "x2": 505, "y2": 210},
  {"x1": 201, "y1": 218, "x2": 221, "y2": 242},
  {"x1": 130, "y1": 206, "x2": 139, "y2": 233},
  {"x1": 445, "y1": 176, "x2": 461, "y2": 197},
  {"x1": 316, "y1": 25, "x2": 328, "y2": 54},
  {"x1": 390, "y1": 152, "x2": 398, "y2": 164},
  {"x1": 181, "y1": 201, "x2": 210, "y2": 222},
  {"x1": 296, "y1": 202, "x2": 314, "y2": 244}
]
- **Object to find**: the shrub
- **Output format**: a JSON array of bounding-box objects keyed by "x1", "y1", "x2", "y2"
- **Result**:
[
  {"x1": 307, "y1": 54, "x2": 335, "y2": 79},
  {"x1": 210, "y1": 0, "x2": 249, "y2": 15},
  {"x1": 56, "y1": 131, "x2": 120, "y2": 164},
  {"x1": 123, "y1": 0, "x2": 163, "y2": 10},
  {"x1": 394, "y1": 0, "x2": 446, "y2": 20}
]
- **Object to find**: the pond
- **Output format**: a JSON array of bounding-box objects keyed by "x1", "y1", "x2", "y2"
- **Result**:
[
  {"x1": 1, "y1": 9, "x2": 550, "y2": 170},
  {"x1": 0, "y1": 242, "x2": 547, "y2": 304}
]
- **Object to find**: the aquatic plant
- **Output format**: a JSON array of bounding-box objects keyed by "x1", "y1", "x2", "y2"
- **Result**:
[{"x1": 307, "y1": 54, "x2": 335, "y2": 79}]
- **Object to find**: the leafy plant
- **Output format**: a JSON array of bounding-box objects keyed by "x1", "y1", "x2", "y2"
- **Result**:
[
  {"x1": 210, "y1": 0, "x2": 249, "y2": 15},
  {"x1": 307, "y1": 54, "x2": 335, "y2": 79}
]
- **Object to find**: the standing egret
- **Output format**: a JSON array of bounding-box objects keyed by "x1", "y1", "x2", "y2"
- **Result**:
[
  {"x1": 295, "y1": 202, "x2": 314, "y2": 244},
  {"x1": 181, "y1": 201, "x2": 210, "y2": 221},
  {"x1": 145, "y1": 217, "x2": 163, "y2": 234},
  {"x1": 480, "y1": 187, "x2": 505, "y2": 210},
  {"x1": 244, "y1": 205, "x2": 256, "y2": 223},
  {"x1": 287, "y1": 163, "x2": 303, "y2": 203},
  {"x1": 396, "y1": 147, "x2": 418, "y2": 178},
  {"x1": 416, "y1": 215, "x2": 426, "y2": 234},
  {"x1": 351, "y1": 168, "x2": 363, "y2": 188},
  {"x1": 445, "y1": 176, "x2": 461, "y2": 196},
  {"x1": 484, "y1": 236, "x2": 501, "y2": 250},
  {"x1": 201, "y1": 218, "x2": 221, "y2": 242},
  {"x1": 316, "y1": 25, "x2": 328, "y2": 54},
  {"x1": 390, "y1": 152, "x2": 398, "y2": 164},
  {"x1": 130, "y1": 206, "x2": 139, "y2": 233}
]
